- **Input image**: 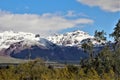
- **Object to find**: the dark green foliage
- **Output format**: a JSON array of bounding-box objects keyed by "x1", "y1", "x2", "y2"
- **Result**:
[
  {"x1": 80, "y1": 46, "x2": 120, "y2": 79},
  {"x1": 110, "y1": 19, "x2": 120, "y2": 42},
  {"x1": 94, "y1": 30, "x2": 106, "y2": 41},
  {"x1": 81, "y1": 40, "x2": 93, "y2": 59},
  {"x1": 110, "y1": 20, "x2": 120, "y2": 52},
  {"x1": 112, "y1": 48, "x2": 120, "y2": 78}
]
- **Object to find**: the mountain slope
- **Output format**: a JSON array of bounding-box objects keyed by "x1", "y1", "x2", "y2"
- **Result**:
[
  {"x1": 0, "y1": 31, "x2": 55, "y2": 56},
  {"x1": 0, "y1": 30, "x2": 105, "y2": 62},
  {"x1": 48, "y1": 30, "x2": 106, "y2": 47},
  {"x1": 0, "y1": 31, "x2": 40, "y2": 49}
]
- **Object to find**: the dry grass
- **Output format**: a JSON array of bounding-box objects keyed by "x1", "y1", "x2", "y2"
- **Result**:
[{"x1": 0, "y1": 56, "x2": 27, "y2": 63}]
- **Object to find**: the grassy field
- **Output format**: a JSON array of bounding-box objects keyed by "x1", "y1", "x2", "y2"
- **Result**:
[{"x1": 0, "y1": 56, "x2": 27, "y2": 63}]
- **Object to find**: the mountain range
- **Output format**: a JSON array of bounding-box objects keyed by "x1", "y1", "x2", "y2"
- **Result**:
[{"x1": 0, "y1": 30, "x2": 106, "y2": 62}]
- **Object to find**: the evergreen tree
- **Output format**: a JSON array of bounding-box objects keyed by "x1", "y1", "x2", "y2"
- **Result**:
[
  {"x1": 94, "y1": 30, "x2": 106, "y2": 41},
  {"x1": 110, "y1": 20, "x2": 120, "y2": 42},
  {"x1": 81, "y1": 39, "x2": 94, "y2": 59}
]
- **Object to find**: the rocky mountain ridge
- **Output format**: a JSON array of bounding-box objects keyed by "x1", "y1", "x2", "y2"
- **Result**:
[
  {"x1": 48, "y1": 30, "x2": 106, "y2": 47},
  {"x1": 0, "y1": 30, "x2": 106, "y2": 61}
]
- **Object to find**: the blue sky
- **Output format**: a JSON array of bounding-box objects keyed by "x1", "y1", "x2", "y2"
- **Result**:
[{"x1": 0, "y1": 0, "x2": 119, "y2": 40}]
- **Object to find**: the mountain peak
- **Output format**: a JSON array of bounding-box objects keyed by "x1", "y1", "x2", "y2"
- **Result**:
[
  {"x1": 0, "y1": 31, "x2": 41, "y2": 49},
  {"x1": 48, "y1": 30, "x2": 106, "y2": 47},
  {"x1": 65, "y1": 30, "x2": 90, "y2": 36},
  {"x1": 48, "y1": 30, "x2": 94, "y2": 46}
]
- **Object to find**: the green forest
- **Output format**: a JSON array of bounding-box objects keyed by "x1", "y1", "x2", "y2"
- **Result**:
[{"x1": 0, "y1": 20, "x2": 120, "y2": 80}]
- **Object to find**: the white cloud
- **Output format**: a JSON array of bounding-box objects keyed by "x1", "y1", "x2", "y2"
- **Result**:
[
  {"x1": 0, "y1": 11, "x2": 94, "y2": 36},
  {"x1": 65, "y1": 10, "x2": 89, "y2": 17},
  {"x1": 66, "y1": 11, "x2": 76, "y2": 17},
  {"x1": 77, "y1": 0, "x2": 120, "y2": 12}
]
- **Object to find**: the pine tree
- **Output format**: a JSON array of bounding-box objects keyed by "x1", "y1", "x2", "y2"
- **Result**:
[
  {"x1": 81, "y1": 39, "x2": 94, "y2": 59},
  {"x1": 94, "y1": 30, "x2": 106, "y2": 42},
  {"x1": 110, "y1": 20, "x2": 120, "y2": 42}
]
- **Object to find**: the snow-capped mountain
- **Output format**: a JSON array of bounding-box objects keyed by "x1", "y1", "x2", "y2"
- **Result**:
[
  {"x1": 48, "y1": 30, "x2": 106, "y2": 47},
  {"x1": 0, "y1": 30, "x2": 106, "y2": 61},
  {"x1": 0, "y1": 30, "x2": 106, "y2": 51},
  {"x1": 0, "y1": 31, "x2": 53, "y2": 50}
]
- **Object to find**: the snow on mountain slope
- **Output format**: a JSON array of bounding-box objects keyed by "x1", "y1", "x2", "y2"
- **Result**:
[
  {"x1": 48, "y1": 30, "x2": 106, "y2": 46},
  {"x1": 0, "y1": 30, "x2": 106, "y2": 51},
  {"x1": 0, "y1": 31, "x2": 48, "y2": 50}
]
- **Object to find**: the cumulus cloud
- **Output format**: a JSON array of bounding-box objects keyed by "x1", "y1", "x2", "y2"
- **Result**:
[
  {"x1": 77, "y1": 0, "x2": 120, "y2": 12},
  {"x1": 0, "y1": 11, "x2": 94, "y2": 36}
]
